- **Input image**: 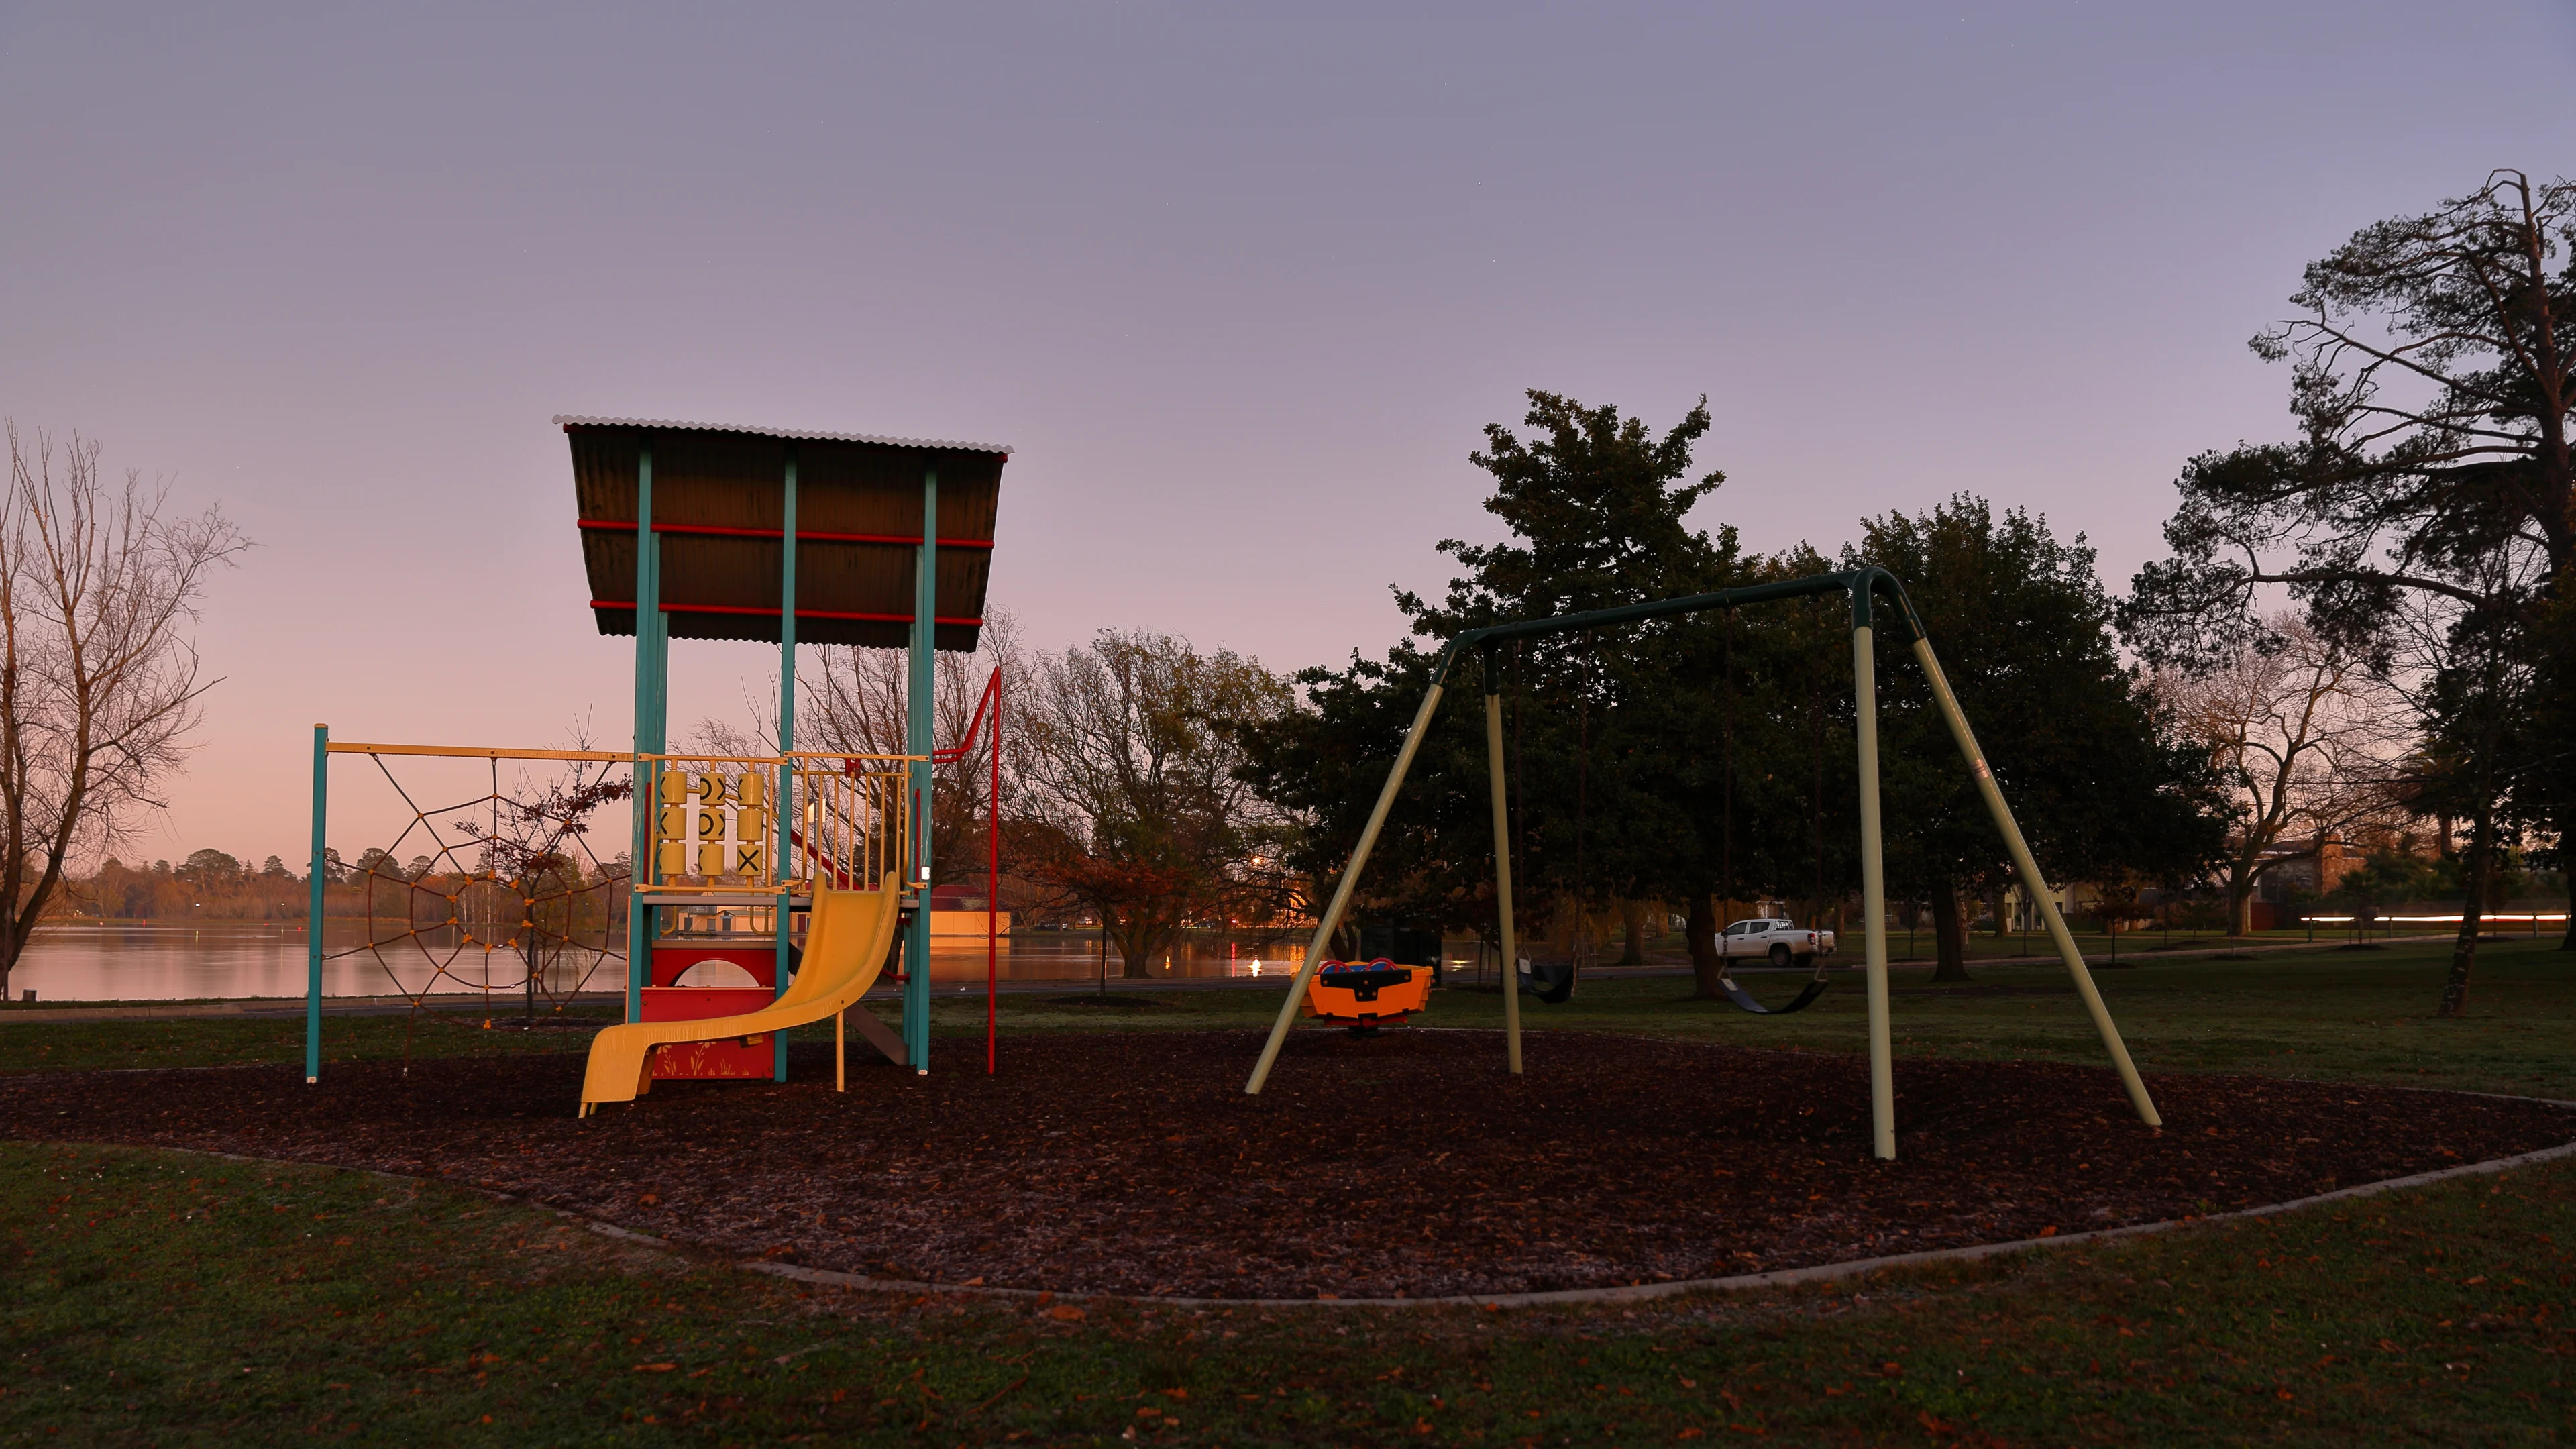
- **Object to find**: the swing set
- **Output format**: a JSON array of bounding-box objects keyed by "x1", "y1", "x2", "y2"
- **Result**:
[{"x1": 1244, "y1": 567, "x2": 2161, "y2": 1162}]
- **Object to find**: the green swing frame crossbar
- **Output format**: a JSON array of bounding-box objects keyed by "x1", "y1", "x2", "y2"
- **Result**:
[{"x1": 1242, "y1": 566, "x2": 2161, "y2": 1161}]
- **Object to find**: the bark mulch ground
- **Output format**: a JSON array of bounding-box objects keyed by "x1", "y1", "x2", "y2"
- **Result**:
[{"x1": 5, "y1": 1028, "x2": 2569, "y2": 1300}]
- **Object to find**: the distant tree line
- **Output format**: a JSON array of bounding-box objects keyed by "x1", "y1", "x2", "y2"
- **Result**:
[
  {"x1": 55, "y1": 845, "x2": 627, "y2": 932},
  {"x1": 67, "y1": 849, "x2": 304, "y2": 920}
]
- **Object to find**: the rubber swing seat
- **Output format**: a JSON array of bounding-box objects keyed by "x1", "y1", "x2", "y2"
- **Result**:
[
  {"x1": 1516, "y1": 958, "x2": 1574, "y2": 1004},
  {"x1": 1716, "y1": 971, "x2": 1828, "y2": 1015}
]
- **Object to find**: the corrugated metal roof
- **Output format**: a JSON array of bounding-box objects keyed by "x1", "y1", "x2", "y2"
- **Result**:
[
  {"x1": 552, "y1": 415, "x2": 1012, "y2": 455},
  {"x1": 561, "y1": 417, "x2": 1006, "y2": 652}
]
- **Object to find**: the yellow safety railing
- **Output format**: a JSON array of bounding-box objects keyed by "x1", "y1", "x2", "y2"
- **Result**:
[{"x1": 639, "y1": 752, "x2": 914, "y2": 898}]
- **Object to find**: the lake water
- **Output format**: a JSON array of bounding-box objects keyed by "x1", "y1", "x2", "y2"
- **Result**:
[{"x1": 5, "y1": 921, "x2": 1326, "y2": 1002}]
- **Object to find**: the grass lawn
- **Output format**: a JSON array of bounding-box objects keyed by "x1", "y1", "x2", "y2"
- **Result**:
[
  {"x1": 0, "y1": 1006, "x2": 619, "y2": 1075},
  {"x1": 3, "y1": 1139, "x2": 2569, "y2": 1446},
  {"x1": 3, "y1": 937, "x2": 2571, "y2": 1444},
  {"x1": 977, "y1": 936, "x2": 2576, "y2": 1099},
  {"x1": 10, "y1": 936, "x2": 2568, "y2": 1095},
  {"x1": 1882, "y1": 924, "x2": 2464, "y2": 963}
]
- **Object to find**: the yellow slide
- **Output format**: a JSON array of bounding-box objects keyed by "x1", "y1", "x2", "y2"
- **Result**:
[{"x1": 578, "y1": 886, "x2": 903, "y2": 1116}]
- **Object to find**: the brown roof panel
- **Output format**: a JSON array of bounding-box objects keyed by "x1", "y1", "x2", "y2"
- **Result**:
[{"x1": 561, "y1": 417, "x2": 1006, "y2": 652}]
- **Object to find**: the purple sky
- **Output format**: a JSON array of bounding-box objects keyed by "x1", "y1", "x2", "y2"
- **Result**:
[{"x1": 1, "y1": 1, "x2": 2569, "y2": 867}]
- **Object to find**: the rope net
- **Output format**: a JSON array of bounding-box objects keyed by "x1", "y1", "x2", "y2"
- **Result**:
[{"x1": 323, "y1": 750, "x2": 633, "y2": 1027}]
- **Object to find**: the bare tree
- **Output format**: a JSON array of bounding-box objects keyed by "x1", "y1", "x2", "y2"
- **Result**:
[
  {"x1": 2159, "y1": 614, "x2": 2410, "y2": 934},
  {"x1": 0, "y1": 425, "x2": 245, "y2": 994},
  {"x1": 796, "y1": 610, "x2": 1026, "y2": 888},
  {"x1": 1014, "y1": 631, "x2": 1291, "y2": 978}
]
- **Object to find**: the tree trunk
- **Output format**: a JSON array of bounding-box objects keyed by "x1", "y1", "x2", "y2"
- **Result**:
[
  {"x1": 1929, "y1": 888, "x2": 1972, "y2": 983},
  {"x1": 2436, "y1": 796, "x2": 2495, "y2": 1018},
  {"x1": 1615, "y1": 898, "x2": 1648, "y2": 966},
  {"x1": 1986, "y1": 888, "x2": 2008, "y2": 937},
  {"x1": 2561, "y1": 863, "x2": 2574, "y2": 953},
  {"x1": 1113, "y1": 914, "x2": 1174, "y2": 980},
  {"x1": 1687, "y1": 892, "x2": 1728, "y2": 1000},
  {"x1": 2226, "y1": 857, "x2": 2257, "y2": 936},
  {"x1": 1548, "y1": 896, "x2": 1583, "y2": 967}
]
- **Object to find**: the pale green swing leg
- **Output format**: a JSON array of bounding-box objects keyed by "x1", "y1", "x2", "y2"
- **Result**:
[
  {"x1": 1852, "y1": 623, "x2": 1896, "y2": 1160},
  {"x1": 1245, "y1": 680, "x2": 1448, "y2": 1095},
  {"x1": 1909, "y1": 637, "x2": 2161, "y2": 1129},
  {"x1": 1485, "y1": 656, "x2": 1521, "y2": 1075}
]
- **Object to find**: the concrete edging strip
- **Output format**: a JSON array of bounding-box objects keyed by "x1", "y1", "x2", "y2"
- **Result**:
[{"x1": 733, "y1": 1132, "x2": 2576, "y2": 1311}]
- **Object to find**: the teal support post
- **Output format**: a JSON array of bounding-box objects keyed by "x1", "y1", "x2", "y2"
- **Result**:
[
  {"x1": 305, "y1": 723, "x2": 327, "y2": 1083},
  {"x1": 903, "y1": 466, "x2": 937, "y2": 1074},
  {"x1": 773, "y1": 447, "x2": 798, "y2": 1082},
  {"x1": 626, "y1": 438, "x2": 661, "y2": 1024}
]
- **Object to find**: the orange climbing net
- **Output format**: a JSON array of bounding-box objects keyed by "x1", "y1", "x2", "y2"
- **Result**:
[{"x1": 321, "y1": 743, "x2": 634, "y2": 1028}]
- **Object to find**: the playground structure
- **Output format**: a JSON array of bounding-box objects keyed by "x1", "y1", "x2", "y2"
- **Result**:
[
  {"x1": 302, "y1": 417, "x2": 1011, "y2": 1103},
  {"x1": 1244, "y1": 566, "x2": 2164, "y2": 1162}
]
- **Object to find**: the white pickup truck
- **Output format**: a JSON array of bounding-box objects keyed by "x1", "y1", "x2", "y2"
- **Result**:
[{"x1": 1718, "y1": 918, "x2": 1837, "y2": 965}]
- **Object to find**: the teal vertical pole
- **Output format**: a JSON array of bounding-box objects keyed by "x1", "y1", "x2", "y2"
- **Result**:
[
  {"x1": 626, "y1": 438, "x2": 659, "y2": 1024},
  {"x1": 904, "y1": 466, "x2": 937, "y2": 1073},
  {"x1": 773, "y1": 446, "x2": 798, "y2": 1082},
  {"x1": 305, "y1": 724, "x2": 327, "y2": 1083}
]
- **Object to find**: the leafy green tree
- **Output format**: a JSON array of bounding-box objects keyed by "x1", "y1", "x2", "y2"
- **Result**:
[
  {"x1": 2327, "y1": 847, "x2": 2440, "y2": 931},
  {"x1": 176, "y1": 848, "x2": 241, "y2": 885},
  {"x1": 2123, "y1": 170, "x2": 2575, "y2": 1005},
  {"x1": 1243, "y1": 392, "x2": 1788, "y2": 987},
  {"x1": 350, "y1": 847, "x2": 405, "y2": 879},
  {"x1": 1857, "y1": 497, "x2": 2228, "y2": 981},
  {"x1": 1401, "y1": 390, "x2": 1732, "y2": 632}
]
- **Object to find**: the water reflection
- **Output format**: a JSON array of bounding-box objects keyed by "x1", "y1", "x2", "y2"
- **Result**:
[{"x1": 10, "y1": 921, "x2": 1315, "y2": 1002}]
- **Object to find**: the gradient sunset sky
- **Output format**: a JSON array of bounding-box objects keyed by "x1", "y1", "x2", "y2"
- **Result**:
[{"x1": 1, "y1": 1, "x2": 2568, "y2": 865}]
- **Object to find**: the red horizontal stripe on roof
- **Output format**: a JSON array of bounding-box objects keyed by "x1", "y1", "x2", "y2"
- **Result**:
[
  {"x1": 576, "y1": 517, "x2": 994, "y2": 549},
  {"x1": 590, "y1": 600, "x2": 983, "y2": 627}
]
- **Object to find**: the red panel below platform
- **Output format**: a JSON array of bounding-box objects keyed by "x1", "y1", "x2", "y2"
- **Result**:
[
  {"x1": 641, "y1": 985, "x2": 776, "y2": 1079},
  {"x1": 651, "y1": 944, "x2": 780, "y2": 989}
]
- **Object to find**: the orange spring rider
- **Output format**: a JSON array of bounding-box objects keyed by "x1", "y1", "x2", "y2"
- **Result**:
[{"x1": 1301, "y1": 957, "x2": 1432, "y2": 1031}]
